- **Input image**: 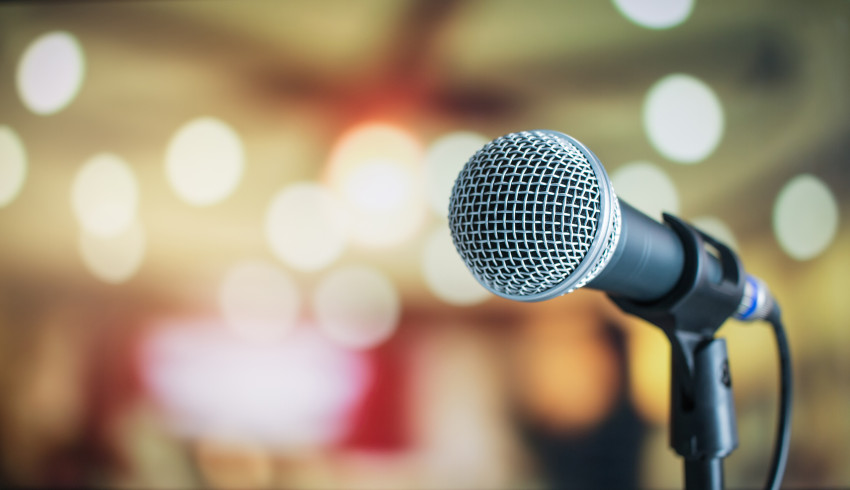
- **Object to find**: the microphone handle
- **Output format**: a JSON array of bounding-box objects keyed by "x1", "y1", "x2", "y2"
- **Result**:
[{"x1": 588, "y1": 200, "x2": 721, "y2": 303}]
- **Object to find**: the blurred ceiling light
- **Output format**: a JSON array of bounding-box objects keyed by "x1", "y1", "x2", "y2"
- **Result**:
[
  {"x1": 344, "y1": 160, "x2": 408, "y2": 211},
  {"x1": 643, "y1": 74, "x2": 724, "y2": 164},
  {"x1": 691, "y1": 216, "x2": 738, "y2": 251},
  {"x1": 773, "y1": 174, "x2": 839, "y2": 261},
  {"x1": 424, "y1": 131, "x2": 488, "y2": 218},
  {"x1": 71, "y1": 153, "x2": 139, "y2": 237},
  {"x1": 264, "y1": 182, "x2": 347, "y2": 271},
  {"x1": 326, "y1": 122, "x2": 426, "y2": 248},
  {"x1": 142, "y1": 325, "x2": 370, "y2": 449},
  {"x1": 165, "y1": 117, "x2": 244, "y2": 206},
  {"x1": 313, "y1": 265, "x2": 400, "y2": 350},
  {"x1": 611, "y1": 161, "x2": 679, "y2": 221},
  {"x1": 219, "y1": 260, "x2": 300, "y2": 341},
  {"x1": 421, "y1": 227, "x2": 490, "y2": 306},
  {"x1": 78, "y1": 221, "x2": 146, "y2": 283},
  {"x1": 613, "y1": 0, "x2": 694, "y2": 30},
  {"x1": 0, "y1": 126, "x2": 27, "y2": 207},
  {"x1": 16, "y1": 31, "x2": 85, "y2": 115}
]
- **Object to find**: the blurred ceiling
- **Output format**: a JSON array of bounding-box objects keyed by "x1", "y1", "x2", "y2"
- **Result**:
[{"x1": 0, "y1": 0, "x2": 848, "y2": 303}]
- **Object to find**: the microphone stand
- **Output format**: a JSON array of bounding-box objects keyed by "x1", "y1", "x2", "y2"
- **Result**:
[{"x1": 611, "y1": 215, "x2": 745, "y2": 490}]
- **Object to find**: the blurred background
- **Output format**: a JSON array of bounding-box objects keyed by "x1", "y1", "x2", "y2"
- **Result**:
[{"x1": 1, "y1": 0, "x2": 848, "y2": 488}]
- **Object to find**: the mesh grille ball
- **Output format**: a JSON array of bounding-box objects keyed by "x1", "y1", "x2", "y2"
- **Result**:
[{"x1": 448, "y1": 130, "x2": 620, "y2": 301}]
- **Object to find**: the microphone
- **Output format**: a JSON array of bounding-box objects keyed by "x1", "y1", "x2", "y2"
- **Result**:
[
  {"x1": 449, "y1": 130, "x2": 792, "y2": 490},
  {"x1": 448, "y1": 130, "x2": 774, "y2": 321}
]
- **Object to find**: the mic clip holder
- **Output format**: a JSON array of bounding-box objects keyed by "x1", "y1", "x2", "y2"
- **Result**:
[{"x1": 610, "y1": 214, "x2": 747, "y2": 490}]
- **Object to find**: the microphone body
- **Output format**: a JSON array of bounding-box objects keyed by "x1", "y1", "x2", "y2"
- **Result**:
[
  {"x1": 588, "y1": 200, "x2": 687, "y2": 302},
  {"x1": 448, "y1": 130, "x2": 773, "y2": 321}
]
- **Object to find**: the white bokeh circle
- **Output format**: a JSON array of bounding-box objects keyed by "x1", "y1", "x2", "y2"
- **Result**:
[
  {"x1": 644, "y1": 74, "x2": 724, "y2": 164},
  {"x1": 773, "y1": 174, "x2": 839, "y2": 261},
  {"x1": 0, "y1": 126, "x2": 27, "y2": 207},
  {"x1": 422, "y1": 227, "x2": 491, "y2": 306},
  {"x1": 611, "y1": 161, "x2": 679, "y2": 221},
  {"x1": 313, "y1": 265, "x2": 401, "y2": 350},
  {"x1": 613, "y1": 0, "x2": 695, "y2": 30},
  {"x1": 17, "y1": 31, "x2": 86, "y2": 115},
  {"x1": 71, "y1": 153, "x2": 139, "y2": 237},
  {"x1": 165, "y1": 117, "x2": 244, "y2": 206},
  {"x1": 265, "y1": 183, "x2": 348, "y2": 272},
  {"x1": 78, "y1": 221, "x2": 146, "y2": 283},
  {"x1": 424, "y1": 131, "x2": 489, "y2": 217}
]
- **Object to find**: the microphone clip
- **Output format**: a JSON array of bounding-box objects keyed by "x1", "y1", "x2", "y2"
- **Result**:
[
  {"x1": 611, "y1": 213, "x2": 747, "y2": 337},
  {"x1": 611, "y1": 215, "x2": 747, "y2": 488}
]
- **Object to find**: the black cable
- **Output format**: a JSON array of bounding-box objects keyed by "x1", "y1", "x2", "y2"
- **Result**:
[{"x1": 765, "y1": 307, "x2": 792, "y2": 490}]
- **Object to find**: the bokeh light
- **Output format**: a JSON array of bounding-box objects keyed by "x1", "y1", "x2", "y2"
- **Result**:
[
  {"x1": 264, "y1": 182, "x2": 348, "y2": 272},
  {"x1": 643, "y1": 74, "x2": 724, "y2": 164},
  {"x1": 773, "y1": 174, "x2": 839, "y2": 261},
  {"x1": 218, "y1": 260, "x2": 300, "y2": 341},
  {"x1": 424, "y1": 131, "x2": 488, "y2": 217},
  {"x1": 515, "y1": 318, "x2": 622, "y2": 433},
  {"x1": 691, "y1": 216, "x2": 738, "y2": 251},
  {"x1": 627, "y1": 321, "x2": 670, "y2": 426},
  {"x1": 326, "y1": 122, "x2": 426, "y2": 248},
  {"x1": 313, "y1": 265, "x2": 401, "y2": 349},
  {"x1": 613, "y1": 0, "x2": 695, "y2": 30},
  {"x1": 78, "y1": 221, "x2": 146, "y2": 283},
  {"x1": 611, "y1": 161, "x2": 679, "y2": 220},
  {"x1": 421, "y1": 227, "x2": 490, "y2": 306},
  {"x1": 143, "y1": 325, "x2": 370, "y2": 449},
  {"x1": 16, "y1": 31, "x2": 86, "y2": 115},
  {"x1": 0, "y1": 126, "x2": 27, "y2": 208},
  {"x1": 71, "y1": 153, "x2": 139, "y2": 237},
  {"x1": 165, "y1": 117, "x2": 244, "y2": 206}
]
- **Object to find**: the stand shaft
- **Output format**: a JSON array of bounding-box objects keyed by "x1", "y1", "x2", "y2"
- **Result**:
[
  {"x1": 685, "y1": 459, "x2": 723, "y2": 490},
  {"x1": 611, "y1": 215, "x2": 746, "y2": 490}
]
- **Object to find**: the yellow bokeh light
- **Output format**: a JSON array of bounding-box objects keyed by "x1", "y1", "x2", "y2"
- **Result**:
[
  {"x1": 0, "y1": 126, "x2": 27, "y2": 208},
  {"x1": 513, "y1": 310, "x2": 622, "y2": 434},
  {"x1": 626, "y1": 321, "x2": 671, "y2": 426}
]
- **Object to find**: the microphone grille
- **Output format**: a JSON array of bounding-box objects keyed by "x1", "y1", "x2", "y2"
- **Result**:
[{"x1": 448, "y1": 130, "x2": 620, "y2": 301}]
